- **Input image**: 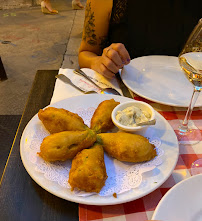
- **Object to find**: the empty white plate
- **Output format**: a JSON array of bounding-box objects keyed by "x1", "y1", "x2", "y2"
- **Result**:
[
  {"x1": 152, "y1": 174, "x2": 202, "y2": 221},
  {"x1": 121, "y1": 55, "x2": 202, "y2": 107}
]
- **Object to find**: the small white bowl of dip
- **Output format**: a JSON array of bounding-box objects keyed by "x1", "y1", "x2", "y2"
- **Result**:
[{"x1": 111, "y1": 101, "x2": 155, "y2": 132}]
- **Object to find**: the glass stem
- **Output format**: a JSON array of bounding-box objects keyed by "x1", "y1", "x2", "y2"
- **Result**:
[{"x1": 181, "y1": 87, "x2": 200, "y2": 130}]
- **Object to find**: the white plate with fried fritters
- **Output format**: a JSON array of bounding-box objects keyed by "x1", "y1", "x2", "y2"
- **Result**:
[{"x1": 20, "y1": 94, "x2": 179, "y2": 205}]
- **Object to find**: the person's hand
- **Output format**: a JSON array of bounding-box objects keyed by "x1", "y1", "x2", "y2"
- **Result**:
[{"x1": 91, "y1": 43, "x2": 131, "y2": 78}]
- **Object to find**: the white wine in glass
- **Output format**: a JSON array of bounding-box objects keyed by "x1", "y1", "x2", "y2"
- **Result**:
[
  {"x1": 177, "y1": 18, "x2": 202, "y2": 175},
  {"x1": 176, "y1": 18, "x2": 202, "y2": 146}
]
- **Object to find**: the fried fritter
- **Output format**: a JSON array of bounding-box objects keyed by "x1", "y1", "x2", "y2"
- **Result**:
[
  {"x1": 38, "y1": 129, "x2": 96, "y2": 162},
  {"x1": 90, "y1": 99, "x2": 120, "y2": 133},
  {"x1": 38, "y1": 107, "x2": 88, "y2": 133},
  {"x1": 97, "y1": 132, "x2": 157, "y2": 163},
  {"x1": 68, "y1": 143, "x2": 107, "y2": 193}
]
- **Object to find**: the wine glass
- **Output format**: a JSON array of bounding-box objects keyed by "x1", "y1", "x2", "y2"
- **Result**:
[
  {"x1": 175, "y1": 18, "x2": 202, "y2": 175},
  {"x1": 175, "y1": 18, "x2": 202, "y2": 147}
]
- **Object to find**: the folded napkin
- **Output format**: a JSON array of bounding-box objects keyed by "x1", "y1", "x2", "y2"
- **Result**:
[{"x1": 50, "y1": 68, "x2": 123, "y2": 104}]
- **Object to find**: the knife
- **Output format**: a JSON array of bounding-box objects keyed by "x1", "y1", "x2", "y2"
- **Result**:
[{"x1": 115, "y1": 72, "x2": 133, "y2": 98}]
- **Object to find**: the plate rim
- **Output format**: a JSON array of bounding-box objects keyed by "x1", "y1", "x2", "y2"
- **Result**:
[{"x1": 20, "y1": 94, "x2": 179, "y2": 205}]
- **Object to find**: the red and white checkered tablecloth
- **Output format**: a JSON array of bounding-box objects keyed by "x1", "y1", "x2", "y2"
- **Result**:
[{"x1": 79, "y1": 93, "x2": 202, "y2": 221}]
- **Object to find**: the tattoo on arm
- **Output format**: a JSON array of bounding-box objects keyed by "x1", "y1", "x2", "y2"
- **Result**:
[
  {"x1": 83, "y1": 1, "x2": 97, "y2": 46},
  {"x1": 83, "y1": 1, "x2": 108, "y2": 48}
]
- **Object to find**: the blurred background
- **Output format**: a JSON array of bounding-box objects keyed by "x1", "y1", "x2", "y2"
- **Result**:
[{"x1": 0, "y1": 0, "x2": 85, "y2": 115}]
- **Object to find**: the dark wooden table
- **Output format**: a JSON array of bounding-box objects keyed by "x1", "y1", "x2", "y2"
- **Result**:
[{"x1": 0, "y1": 70, "x2": 79, "y2": 221}]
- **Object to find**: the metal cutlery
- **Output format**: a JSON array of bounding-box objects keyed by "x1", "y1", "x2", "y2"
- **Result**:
[
  {"x1": 73, "y1": 69, "x2": 122, "y2": 96},
  {"x1": 115, "y1": 72, "x2": 133, "y2": 98},
  {"x1": 55, "y1": 74, "x2": 96, "y2": 94}
]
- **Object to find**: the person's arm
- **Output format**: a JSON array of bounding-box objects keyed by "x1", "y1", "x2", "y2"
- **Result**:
[{"x1": 78, "y1": 0, "x2": 130, "y2": 78}]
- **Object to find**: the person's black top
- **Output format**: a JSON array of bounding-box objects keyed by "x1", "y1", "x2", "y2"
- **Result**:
[{"x1": 107, "y1": 0, "x2": 201, "y2": 58}]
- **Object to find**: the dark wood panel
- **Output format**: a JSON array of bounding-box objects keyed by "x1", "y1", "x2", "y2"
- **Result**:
[
  {"x1": 0, "y1": 70, "x2": 79, "y2": 221},
  {"x1": 0, "y1": 115, "x2": 21, "y2": 178}
]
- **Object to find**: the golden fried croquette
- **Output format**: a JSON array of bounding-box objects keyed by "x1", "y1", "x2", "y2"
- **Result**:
[
  {"x1": 90, "y1": 99, "x2": 120, "y2": 133},
  {"x1": 68, "y1": 143, "x2": 107, "y2": 193},
  {"x1": 38, "y1": 107, "x2": 88, "y2": 133},
  {"x1": 97, "y1": 132, "x2": 157, "y2": 163},
  {"x1": 38, "y1": 129, "x2": 96, "y2": 162}
]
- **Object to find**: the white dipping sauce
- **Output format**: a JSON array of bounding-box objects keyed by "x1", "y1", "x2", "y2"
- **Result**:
[{"x1": 116, "y1": 106, "x2": 151, "y2": 127}]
